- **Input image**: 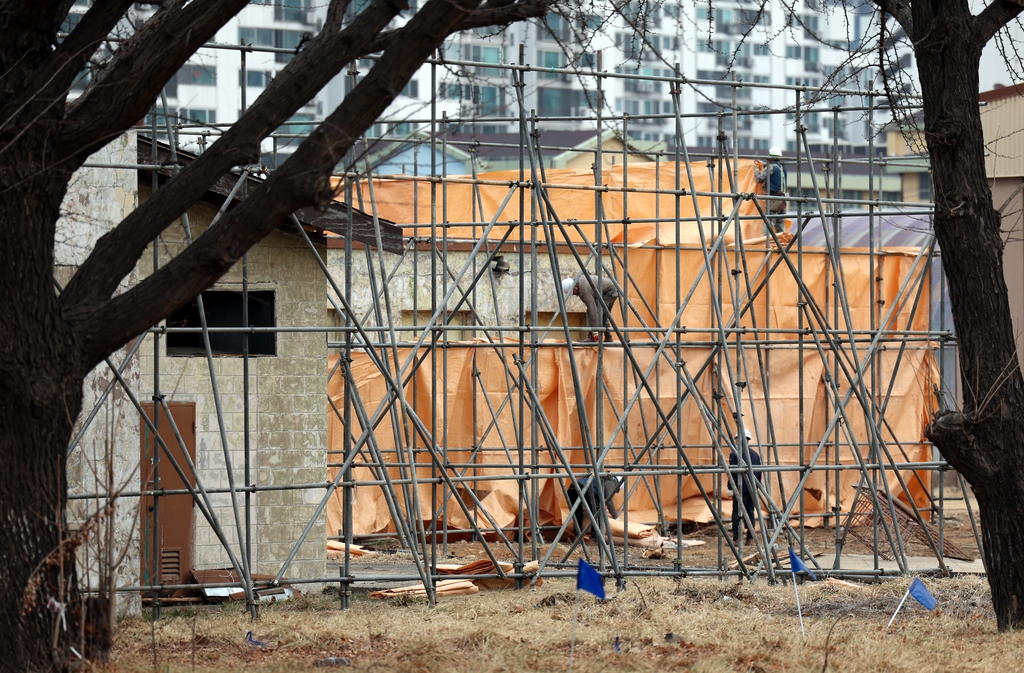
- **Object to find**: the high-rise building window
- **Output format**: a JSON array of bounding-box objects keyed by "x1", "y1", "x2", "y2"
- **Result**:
[
  {"x1": 241, "y1": 70, "x2": 273, "y2": 87},
  {"x1": 275, "y1": 0, "x2": 311, "y2": 23},
  {"x1": 180, "y1": 109, "x2": 216, "y2": 124},
  {"x1": 537, "y1": 50, "x2": 563, "y2": 79},
  {"x1": 279, "y1": 113, "x2": 314, "y2": 135},
  {"x1": 143, "y1": 109, "x2": 177, "y2": 142},
  {"x1": 177, "y1": 64, "x2": 216, "y2": 86},
  {"x1": 540, "y1": 88, "x2": 588, "y2": 117},
  {"x1": 272, "y1": 29, "x2": 303, "y2": 62},
  {"x1": 470, "y1": 46, "x2": 502, "y2": 76},
  {"x1": 400, "y1": 80, "x2": 419, "y2": 98},
  {"x1": 238, "y1": 27, "x2": 274, "y2": 46},
  {"x1": 802, "y1": 15, "x2": 820, "y2": 39},
  {"x1": 478, "y1": 87, "x2": 504, "y2": 116},
  {"x1": 538, "y1": 12, "x2": 571, "y2": 41}
]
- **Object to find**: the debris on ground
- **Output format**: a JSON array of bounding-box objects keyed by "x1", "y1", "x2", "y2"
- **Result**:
[
  {"x1": 369, "y1": 559, "x2": 543, "y2": 599},
  {"x1": 327, "y1": 541, "x2": 374, "y2": 562}
]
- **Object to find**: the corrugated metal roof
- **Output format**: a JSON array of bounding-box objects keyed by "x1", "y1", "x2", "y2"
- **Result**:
[{"x1": 799, "y1": 213, "x2": 935, "y2": 249}]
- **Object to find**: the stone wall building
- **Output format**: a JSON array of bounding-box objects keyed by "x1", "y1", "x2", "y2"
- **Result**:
[
  {"x1": 60, "y1": 132, "x2": 142, "y2": 617},
  {"x1": 62, "y1": 132, "x2": 400, "y2": 601},
  {"x1": 136, "y1": 189, "x2": 330, "y2": 582}
]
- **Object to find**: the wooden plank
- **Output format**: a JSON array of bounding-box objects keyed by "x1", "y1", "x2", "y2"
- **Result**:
[{"x1": 142, "y1": 597, "x2": 203, "y2": 605}]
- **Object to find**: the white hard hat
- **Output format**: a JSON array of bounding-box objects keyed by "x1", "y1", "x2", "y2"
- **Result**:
[
  {"x1": 768, "y1": 146, "x2": 782, "y2": 158},
  {"x1": 561, "y1": 278, "x2": 575, "y2": 295},
  {"x1": 737, "y1": 428, "x2": 751, "y2": 440}
]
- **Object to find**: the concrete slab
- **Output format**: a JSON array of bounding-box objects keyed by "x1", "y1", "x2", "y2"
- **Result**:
[{"x1": 831, "y1": 553, "x2": 985, "y2": 575}]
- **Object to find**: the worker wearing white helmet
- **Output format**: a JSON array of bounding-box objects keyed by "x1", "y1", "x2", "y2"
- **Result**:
[
  {"x1": 561, "y1": 272, "x2": 619, "y2": 342},
  {"x1": 728, "y1": 427, "x2": 762, "y2": 545},
  {"x1": 755, "y1": 146, "x2": 788, "y2": 233}
]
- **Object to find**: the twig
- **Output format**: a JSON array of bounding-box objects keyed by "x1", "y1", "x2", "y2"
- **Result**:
[
  {"x1": 630, "y1": 579, "x2": 650, "y2": 614},
  {"x1": 820, "y1": 613, "x2": 847, "y2": 673}
]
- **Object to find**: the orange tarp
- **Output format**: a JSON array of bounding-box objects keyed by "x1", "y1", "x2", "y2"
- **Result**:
[
  {"x1": 351, "y1": 160, "x2": 766, "y2": 245},
  {"x1": 327, "y1": 345, "x2": 938, "y2": 537},
  {"x1": 327, "y1": 162, "x2": 939, "y2": 539}
]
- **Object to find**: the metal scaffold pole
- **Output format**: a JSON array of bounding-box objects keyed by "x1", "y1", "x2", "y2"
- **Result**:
[{"x1": 66, "y1": 52, "x2": 975, "y2": 604}]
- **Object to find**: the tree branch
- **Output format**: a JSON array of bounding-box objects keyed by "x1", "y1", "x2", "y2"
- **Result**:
[
  {"x1": 974, "y1": 0, "x2": 1024, "y2": 46},
  {"x1": 73, "y1": 0, "x2": 483, "y2": 365},
  {"x1": 47, "y1": 0, "x2": 136, "y2": 87},
  {"x1": 0, "y1": 0, "x2": 73, "y2": 39},
  {"x1": 58, "y1": 0, "x2": 249, "y2": 161},
  {"x1": 870, "y1": 0, "x2": 915, "y2": 41},
  {"x1": 360, "y1": 0, "x2": 556, "y2": 54},
  {"x1": 60, "y1": 0, "x2": 403, "y2": 311},
  {"x1": 927, "y1": 410, "x2": 999, "y2": 485},
  {"x1": 0, "y1": 0, "x2": 136, "y2": 132},
  {"x1": 323, "y1": 0, "x2": 355, "y2": 33}
]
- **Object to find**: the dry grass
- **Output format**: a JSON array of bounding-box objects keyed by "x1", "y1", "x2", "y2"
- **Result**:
[{"x1": 105, "y1": 575, "x2": 1024, "y2": 672}]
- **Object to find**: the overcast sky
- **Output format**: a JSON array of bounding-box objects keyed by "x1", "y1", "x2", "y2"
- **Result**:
[{"x1": 974, "y1": 2, "x2": 1024, "y2": 91}]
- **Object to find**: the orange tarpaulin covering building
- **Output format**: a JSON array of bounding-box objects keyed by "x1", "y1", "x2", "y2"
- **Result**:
[
  {"x1": 327, "y1": 160, "x2": 939, "y2": 538},
  {"x1": 349, "y1": 159, "x2": 767, "y2": 245}
]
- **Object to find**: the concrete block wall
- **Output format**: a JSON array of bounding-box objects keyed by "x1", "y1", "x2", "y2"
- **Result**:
[
  {"x1": 326, "y1": 245, "x2": 603, "y2": 340},
  {"x1": 138, "y1": 190, "x2": 328, "y2": 584},
  {"x1": 58, "y1": 131, "x2": 141, "y2": 617}
]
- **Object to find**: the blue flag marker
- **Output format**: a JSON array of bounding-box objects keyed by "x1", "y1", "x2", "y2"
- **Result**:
[
  {"x1": 787, "y1": 547, "x2": 815, "y2": 641},
  {"x1": 569, "y1": 559, "x2": 606, "y2": 673},
  {"x1": 788, "y1": 548, "x2": 818, "y2": 581},
  {"x1": 908, "y1": 577, "x2": 936, "y2": 610},
  {"x1": 888, "y1": 577, "x2": 937, "y2": 627},
  {"x1": 577, "y1": 558, "x2": 606, "y2": 601}
]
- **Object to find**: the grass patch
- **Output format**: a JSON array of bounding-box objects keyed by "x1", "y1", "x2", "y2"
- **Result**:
[{"x1": 105, "y1": 575, "x2": 1023, "y2": 672}]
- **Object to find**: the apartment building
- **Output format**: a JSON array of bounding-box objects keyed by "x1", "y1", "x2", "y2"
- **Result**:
[
  {"x1": 64, "y1": 1, "x2": 888, "y2": 164},
  {"x1": 329, "y1": 0, "x2": 887, "y2": 156},
  {"x1": 62, "y1": 1, "x2": 332, "y2": 164}
]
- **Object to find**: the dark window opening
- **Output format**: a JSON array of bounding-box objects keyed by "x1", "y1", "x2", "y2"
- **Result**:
[
  {"x1": 919, "y1": 172, "x2": 932, "y2": 201},
  {"x1": 167, "y1": 291, "x2": 275, "y2": 356}
]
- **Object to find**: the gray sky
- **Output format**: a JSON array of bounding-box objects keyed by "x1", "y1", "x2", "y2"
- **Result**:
[{"x1": 974, "y1": 2, "x2": 1024, "y2": 91}]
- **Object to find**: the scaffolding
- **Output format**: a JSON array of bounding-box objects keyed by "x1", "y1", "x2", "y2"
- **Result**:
[{"x1": 65, "y1": 44, "x2": 983, "y2": 612}]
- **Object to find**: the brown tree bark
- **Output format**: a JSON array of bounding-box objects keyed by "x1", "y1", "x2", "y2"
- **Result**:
[
  {"x1": 0, "y1": 147, "x2": 85, "y2": 672},
  {"x1": 904, "y1": 0, "x2": 1024, "y2": 630}
]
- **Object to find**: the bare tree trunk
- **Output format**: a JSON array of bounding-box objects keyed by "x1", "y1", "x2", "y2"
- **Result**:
[
  {"x1": 0, "y1": 308, "x2": 85, "y2": 671},
  {"x1": 913, "y1": 6, "x2": 1024, "y2": 630},
  {"x1": 0, "y1": 114, "x2": 87, "y2": 664}
]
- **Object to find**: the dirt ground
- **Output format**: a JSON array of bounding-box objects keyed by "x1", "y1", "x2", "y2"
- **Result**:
[
  {"x1": 108, "y1": 574, "x2": 1022, "y2": 673},
  {"x1": 346, "y1": 499, "x2": 982, "y2": 573},
  {"x1": 108, "y1": 495, "x2": 987, "y2": 672}
]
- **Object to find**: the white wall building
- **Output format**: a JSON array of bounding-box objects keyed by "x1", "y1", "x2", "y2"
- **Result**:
[
  {"x1": 66, "y1": 1, "x2": 331, "y2": 165},
  {"x1": 328, "y1": 0, "x2": 886, "y2": 159},
  {"x1": 63, "y1": 1, "x2": 1022, "y2": 167}
]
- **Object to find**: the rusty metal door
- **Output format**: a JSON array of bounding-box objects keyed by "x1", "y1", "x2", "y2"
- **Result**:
[{"x1": 140, "y1": 402, "x2": 196, "y2": 596}]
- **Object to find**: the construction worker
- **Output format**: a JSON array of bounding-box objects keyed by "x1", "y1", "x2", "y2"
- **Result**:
[
  {"x1": 755, "y1": 147, "x2": 787, "y2": 233},
  {"x1": 561, "y1": 273, "x2": 619, "y2": 342},
  {"x1": 566, "y1": 473, "x2": 624, "y2": 538},
  {"x1": 728, "y1": 428, "x2": 762, "y2": 544}
]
